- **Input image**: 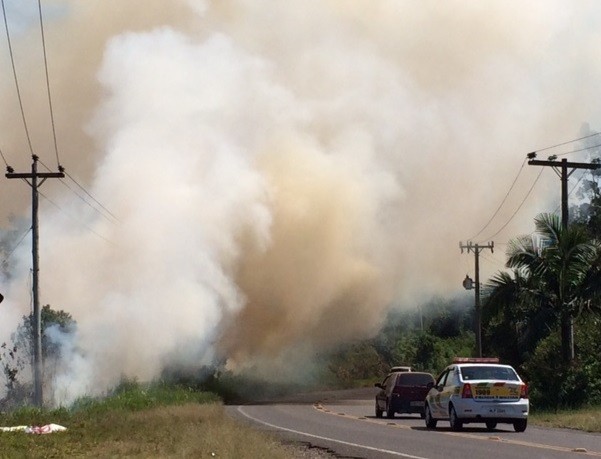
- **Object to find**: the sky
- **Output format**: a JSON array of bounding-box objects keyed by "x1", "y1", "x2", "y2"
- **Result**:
[{"x1": 1, "y1": 0, "x2": 601, "y2": 405}]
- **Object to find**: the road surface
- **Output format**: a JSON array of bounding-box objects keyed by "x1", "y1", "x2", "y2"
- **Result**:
[{"x1": 227, "y1": 388, "x2": 601, "y2": 459}]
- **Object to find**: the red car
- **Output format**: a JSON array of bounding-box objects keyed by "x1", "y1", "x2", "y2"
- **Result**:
[{"x1": 375, "y1": 371, "x2": 435, "y2": 418}]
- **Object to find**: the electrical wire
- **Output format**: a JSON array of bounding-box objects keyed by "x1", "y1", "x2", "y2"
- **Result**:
[
  {"x1": 0, "y1": 226, "x2": 32, "y2": 265},
  {"x1": 550, "y1": 169, "x2": 589, "y2": 215},
  {"x1": 530, "y1": 131, "x2": 601, "y2": 155},
  {"x1": 36, "y1": 0, "x2": 61, "y2": 168},
  {"x1": 0, "y1": 146, "x2": 9, "y2": 168},
  {"x1": 468, "y1": 158, "x2": 527, "y2": 241},
  {"x1": 1, "y1": 0, "x2": 34, "y2": 157},
  {"x1": 60, "y1": 177, "x2": 119, "y2": 225},
  {"x1": 478, "y1": 167, "x2": 545, "y2": 242},
  {"x1": 64, "y1": 171, "x2": 120, "y2": 223},
  {"x1": 38, "y1": 158, "x2": 120, "y2": 224},
  {"x1": 474, "y1": 133, "x2": 600, "y2": 244},
  {"x1": 555, "y1": 142, "x2": 601, "y2": 157},
  {"x1": 37, "y1": 189, "x2": 116, "y2": 245},
  {"x1": 480, "y1": 251, "x2": 506, "y2": 269}
]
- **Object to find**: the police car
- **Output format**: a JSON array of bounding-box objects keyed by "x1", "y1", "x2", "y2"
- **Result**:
[{"x1": 424, "y1": 357, "x2": 529, "y2": 432}]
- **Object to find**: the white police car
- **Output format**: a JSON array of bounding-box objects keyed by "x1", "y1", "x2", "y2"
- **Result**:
[{"x1": 424, "y1": 357, "x2": 529, "y2": 432}]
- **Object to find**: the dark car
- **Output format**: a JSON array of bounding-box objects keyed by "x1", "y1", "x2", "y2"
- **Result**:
[{"x1": 375, "y1": 371, "x2": 435, "y2": 418}]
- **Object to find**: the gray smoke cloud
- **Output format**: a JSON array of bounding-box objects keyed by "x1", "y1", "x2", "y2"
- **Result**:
[{"x1": 1, "y1": 0, "x2": 600, "y2": 404}]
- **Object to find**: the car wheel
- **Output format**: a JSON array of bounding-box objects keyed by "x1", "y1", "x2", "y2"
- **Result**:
[
  {"x1": 449, "y1": 405, "x2": 463, "y2": 431},
  {"x1": 386, "y1": 399, "x2": 394, "y2": 418},
  {"x1": 485, "y1": 421, "x2": 497, "y2": 431},
  {"x1": 424, "y1": 404, "x2": 437, "y2": 429},
  {"x1": 375, "y1": 402, "x2": 383, "y2": 418},
  {"x1": 513, "y1": 419, "x2": 527, "y2": 432}
]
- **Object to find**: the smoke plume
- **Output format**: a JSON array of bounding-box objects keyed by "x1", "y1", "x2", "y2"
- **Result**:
[{"x1": 1, "y1": 0, "x2": 601, "y2": 403}]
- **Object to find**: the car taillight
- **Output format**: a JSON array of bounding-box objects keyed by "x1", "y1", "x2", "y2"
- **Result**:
[
  {"x1": 461, "y1": 383, "x2": 473, "y2": 398},
  {"x1": 520, "y1": 383, "x2": 528, "y2": 399}
]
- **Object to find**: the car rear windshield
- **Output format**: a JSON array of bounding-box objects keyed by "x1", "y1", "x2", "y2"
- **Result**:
[
  {"x1": 460, "y1": 366, "x2": 519, "y2": 381},
  {"x1": 396, "y1": 373, "x2": 434, "y2": 386}
]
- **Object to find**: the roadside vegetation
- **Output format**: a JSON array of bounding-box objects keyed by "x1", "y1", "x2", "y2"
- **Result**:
[
  {"x1": 1, "y1": 378, "x2": 599, "y2": 459},
  {"x1": 529, "y1": 407, "x2": 601, "y2": 433},
  {"x1": 0, "y1": 381, "x2": 298, "y2": 458}
]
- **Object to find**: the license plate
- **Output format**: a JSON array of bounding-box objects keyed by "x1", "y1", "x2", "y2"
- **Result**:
[
  {"x1": 486, "y1": 407, "x2": 506, "y2": 414},
  {"x1": 410, "y1": 401, "x2": 424, "y2": 406}
]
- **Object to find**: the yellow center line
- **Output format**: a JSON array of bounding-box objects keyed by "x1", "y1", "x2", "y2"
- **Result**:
[{"x1": 314, "y1": 403, "x2": 601, "y2": 457}]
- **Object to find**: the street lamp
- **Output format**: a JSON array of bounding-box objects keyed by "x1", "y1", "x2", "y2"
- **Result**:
[
  {"x1": 462, "y1": 275, "x2": 474, "y2": 290},
  {"x1": 462, "y1": 273, "x2": 483, "y2": 357}
]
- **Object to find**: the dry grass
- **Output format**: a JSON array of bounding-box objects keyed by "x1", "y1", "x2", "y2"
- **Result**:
[{"x1": 0, "y1": 402, "x2": 295, "y2": 458}]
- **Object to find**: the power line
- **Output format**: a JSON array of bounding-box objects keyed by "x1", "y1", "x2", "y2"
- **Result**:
[
  {"x1": 479, "y1": 251, "x2": 505, "y2": 269},
  {"x1": 37, "y1": 188, "x2": 116, "y2": 246},
  {"x1": 1, "y1": 0, "x2": 34, "y2": 156},
  {"x1": 36, "y1": 0, "x2": 61, "y2": 168},
  {"x1": 479, "y1": 167, "x2": 545, "y2": 242},
  {"x1": 472, "y1": 133, "x2": 601, "y2": 243},
  {"x1": 468, "y1": 158, "x2": 527, "y2": 241},
  {"x1": 64, "y1": 171, "x2": 120, "y2": 223},
  {"x1": 550, "y1": 169, "x2": 587, "y2": 214},
  {"x1": 0, "y1": 146, "x2": 9, "y2": 168},
  {"x1": 38, "y1": 158, "x2": 119, "y2": 224},
  {"x1": 555, "y1": 142, "x2": 601, "y2": 157},
  {"x1": 1, "y1": 226, "x2": 32, "y2": 265},
  {"x1": 529, "y1": 131, "x2": 601, "y2": 155}
]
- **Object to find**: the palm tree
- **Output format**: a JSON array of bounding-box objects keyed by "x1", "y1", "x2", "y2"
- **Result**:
[
  {"x1": 488, "y1": 213, "x2": 601, "y2": 363},
  {"x1": 483, "y1": 269, "x2": 555, "y2": 366}
]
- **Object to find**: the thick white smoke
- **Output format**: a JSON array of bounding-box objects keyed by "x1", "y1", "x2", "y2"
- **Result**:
[{"x1": 1, "y1": 0, "x2": 601, "y2": 404}]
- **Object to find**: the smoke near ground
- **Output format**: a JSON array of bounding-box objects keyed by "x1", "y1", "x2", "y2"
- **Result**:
[{"x1": 1, "y1": 0, "x2": 601, "y2": 404}]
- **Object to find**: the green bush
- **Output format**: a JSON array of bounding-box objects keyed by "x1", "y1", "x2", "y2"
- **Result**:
[{"x1": 524, "y1": 323, "x2": 601, "y2": 410}]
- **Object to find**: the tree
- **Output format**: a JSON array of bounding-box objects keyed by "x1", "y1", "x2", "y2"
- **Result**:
[
  {"x1": 0, "y1": 305, "x2": 76, "y2": 407},
  {"x1": 483, "y1": 269, "x2": 555, "y2": 367},
  {"x1": 488, "y1": 213, "x2": 601, "y2": 363}
]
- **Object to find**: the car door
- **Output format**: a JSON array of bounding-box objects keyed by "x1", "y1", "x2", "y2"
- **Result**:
[
  {"x1": 428, "y1": 369, "x2": 449, "y2": 418},
  {"x1": 376, "y1": 375, "x2": 391, "y2": 411},
  {"x1": 438, "y1": 366, "x2": 459, "y2": 418}
]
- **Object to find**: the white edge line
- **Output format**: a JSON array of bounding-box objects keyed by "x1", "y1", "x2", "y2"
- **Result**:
[{"x1": 237, "y1": 406, "x2": 429, "y2": 459}]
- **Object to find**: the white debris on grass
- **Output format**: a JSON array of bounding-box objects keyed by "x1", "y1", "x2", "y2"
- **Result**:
[{"x1": 0, "y1": 424, "x2": 67, "y2": 434}]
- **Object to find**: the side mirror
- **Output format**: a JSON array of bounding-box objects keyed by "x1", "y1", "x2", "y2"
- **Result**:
[{"x1": 374, "y1": 383, "x2": 383, "y2": 389}]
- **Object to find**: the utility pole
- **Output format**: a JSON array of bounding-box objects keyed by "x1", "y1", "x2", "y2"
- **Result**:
[
  {"x1": 527, "y1": 155, "x2": 600, "y2": 362},
  {"x1": 6, "y1": 155, "x2": 64, "y2": 407},
  {"x1": 460, "y1": 241, "x2": 494, "y2": 358}
]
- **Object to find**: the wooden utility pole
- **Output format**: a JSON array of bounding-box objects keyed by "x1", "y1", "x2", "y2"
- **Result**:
[
  {"x1": 460, "y1": 241, "x2": 494, "y2": 358},
  {"x1": 6, "y1": 155, "x2": 64, "y2": 407},
  {"x1": 528, "y1": 155, "x2": 600, "y2": 362}
]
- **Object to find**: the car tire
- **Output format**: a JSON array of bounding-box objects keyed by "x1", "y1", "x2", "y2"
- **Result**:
[
  {"x1": 485, "y1": 421, "x2": 497, "y2": 431},
  {"x1": 513, "y1": 419, "x2": 527, "y2": 432},
  {"x1": 424, "y1": 404, "x2": 437, "y2": 429},
  {"x1": 375, "y1": 403, "x2": 383, "y2": 418},
  {"x1": 419, "y1": 411, "x2": 426, "y2": 419},
  {"x1": 449, "y1": 405, "x2": 463, "y2": 431},
  {"x1": 386, "y1": 400, "x2": 394, "y2": 418}
]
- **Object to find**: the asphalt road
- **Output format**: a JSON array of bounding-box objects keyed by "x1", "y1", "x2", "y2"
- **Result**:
[{"x1": 227, "y1": 388, "x2": 601, "y2": 459}]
